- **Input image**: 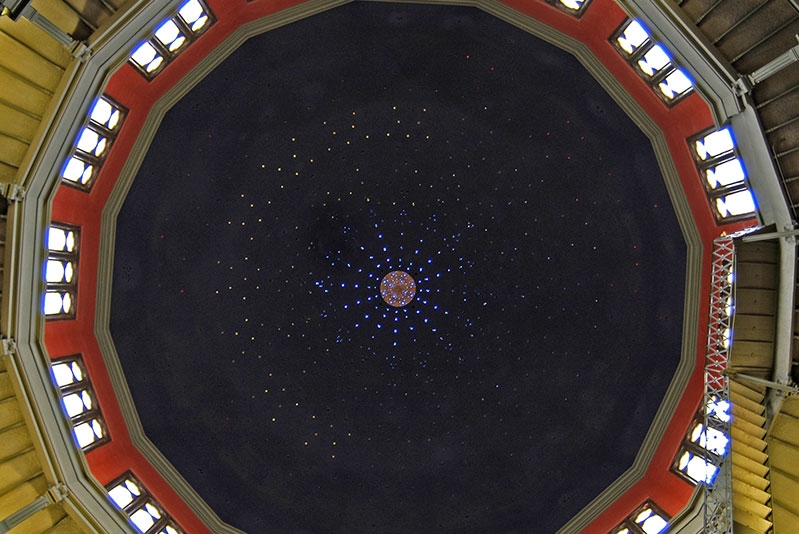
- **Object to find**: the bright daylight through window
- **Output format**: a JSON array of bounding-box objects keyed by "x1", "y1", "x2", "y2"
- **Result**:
[
  {"x1": 673, "y1": 397, "x2": 731, "y2": 485},
  {"x1": 107, "y1": 473, "x2": 182, "y2": 534},
  {"x1": 544, "y1": 0, "x2": 592, "y2": 17},
  {"x1": 51, "y1": 355, "x2": 109, "y2": 452},
  {"x1": 612, "y1": 19, "x2": 694, "y2": 104},
  {"x1": 691, "y1": 127, "x2": 757, "y2": 221},
  {"x1": 129, "y1": 0, "x2": 213, "y2": 78},
  {"x1": 611, "y1": 500, "x2": 670, "y2": 534},
  {"x1": 61, "y1": 95, "x2": 126, "y2": 190},
  {"x1": 44, "y1": 224, "x2": 79, "y2": 319}
]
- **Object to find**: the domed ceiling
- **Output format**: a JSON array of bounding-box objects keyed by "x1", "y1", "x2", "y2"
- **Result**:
[{"x1": 110, "y1": 3, "x2": 685, "y2": 532}]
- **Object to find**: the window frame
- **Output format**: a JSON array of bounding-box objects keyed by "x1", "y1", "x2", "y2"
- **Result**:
[
  {"x1": 688, "y1": 126, "x2": 757, "y2": 223},
  {"x1": 128, "y1": 0, "x2": 215, "y2": 80},
  {"x1": 610, "y1": 500, "x2": 670, "y2": 534},
  {"x1": 60, "y1": 95, "x2": 128, "y2": 192},
  {"x1": 106, "y1": 472, "x2": 184, "y2": 534},
  {"x1": 542, "y1": 0, "x2": 592, "y2": 18},
  {"x1": 610, "y1": 19, "x2": 694, "y2": 106},
  {"x1": 50, "y1": 354, "x2": 110, "y2": 453},
  {"x1": 672, "y1": 415, "x2": 723, "y2": 486},
  {"x1": 45, "y1": 223, "x2": 80, "y2": 320},
  {"x1": 671, "y1": 397, "x2": 730, "y2": 485}
]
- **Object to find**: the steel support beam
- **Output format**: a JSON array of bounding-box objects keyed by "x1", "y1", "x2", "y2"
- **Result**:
[{"x1": 703, "y1": 234, "x2": 737, "y2": 534}]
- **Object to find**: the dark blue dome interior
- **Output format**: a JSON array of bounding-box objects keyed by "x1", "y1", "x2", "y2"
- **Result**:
[{"x1": 111, "y1": 3, "x2": 686, "y2": 532}]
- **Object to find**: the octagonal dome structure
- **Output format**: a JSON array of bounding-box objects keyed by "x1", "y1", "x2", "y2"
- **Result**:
[
  {"x1": 109, "y1": 4, "x2": 687, "y2": 532},
  {"x1": 7, "y1": 0, "x2": 788, "y2": 533}
]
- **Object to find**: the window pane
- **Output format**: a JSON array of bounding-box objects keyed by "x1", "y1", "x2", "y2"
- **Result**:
[
  {"x1": 44, "y1": 291, "x2": 70, "y2": 315},
  {"x1": 62, "y1": 391, "x2": 90, "y2": 417},
  {"x1": 154, "y1": 20, "x2": 179, "y2": 45},
  {"x1": 90, "y1": 98, "x2": 113, "y2": 127},
  {"x1": 190, "y1": 14, "x2": 208, "y2": 31},
  {"x1": 76, "y1": 127, "x2": 100, "y2": 154},
  {"x1": 81, "y1": 390, "x2": 93, "y2": 410},
  {"x1": 46, "y1": 260, "x2": 65, "y2": 283},
  {"x1": 707, "y1": 397, "x2": 731, "y2": 422},
  {"x1": 47, "y1": 227, "x2": 67, "y2": 251},
  {"x1": 154, "y1": 20, "x2": 186, "y2": 52},
  {"x1": 107, "y1": 109, "x2": 121, "y2": 130},
  {"x1": 73, "y1": 419, "x2": 102, "y2": 447},
  {"x1": 691, "y1": 423, "x2": 729, "y2": 455},
  {"x1": 640, "y1": 514, "x2": 668, "y2": 534},
  {"x1": 179, "y1": 0, "x2": 209, "y2": 31},
  {"x1": 144, "y1": 502, "x2": 162, "y2": 520},
  {"x1": 131, "y1": 41, "x2": 157, "y2": 66},
  {"x1": 52, "y1": 362, "x2": 78, "y2": 387},
  {"x1": 658, "y1": 69, "x2": 692, "y2": 99},
  {"x1": 695, "y1": 128, "x2": 735, "y2": 160},
  {"x1": 558, "y1": 0, "x2": 585, "y2": 10},
  {"x1": 130, "y1": 506, "x2": 157, "y2": 532},
  {"x1": 62, "y1": 156, "x2": 94, "y2": 185},
  {"x1": 637, "y1": 44, "x2": 670, "y2": 76},
  {"x1": 635, "y1": 509, "x2": 654, "y2": 524},
  {"x1": 92, "y1": 419, "x2": 103, "y2": 436},
  {"x1": 617, "y1": 20, "x2": 649, "y2": 54},
  {"x1": 705, "y1": 426, "x2": 729, "y2": 455},
  {"x1": 131, "y1": 41, "x2": 164, "y2": 72},
  {"x1": 69, "y1": 361, "x2": 83, "y2": 381},
  {"x1": 716, "y1": 189, "x2": 756, "y2": 217},
  {"x1": 679, "y1": 449, "x2": 719, "y2": 484},
  {"x1": 89, "y1": 96, "x2": 123, "y2": 131},
  {"x1": 46, "y1": 259, "x2": 74, "y2": 283},
  {"x1": 124, "y1": 479, "x2": 142, "y2": 497},
  {"x1": 145, "y1": 55, "x2": 164, "y2": 73},
  {"x1": 179, "y1": 0, "x2": 203, "y2": 21},
  {"x1": 169, "y1": 35, "x2": 186, "y2": 52},
  {"x1": 109, "y1": 482, "x2": 137, "y2": 508},
  {"x1": 706, "y1": 158, "x2": 745, "y2": 189},
  {"x1": 47, "y1": 225, "x2": 77, "y2": 253}
]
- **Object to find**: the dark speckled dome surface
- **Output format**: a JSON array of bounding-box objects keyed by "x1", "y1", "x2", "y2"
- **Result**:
[{"x1": 110, "y1": 3, "x2": 686, "y2": 532}]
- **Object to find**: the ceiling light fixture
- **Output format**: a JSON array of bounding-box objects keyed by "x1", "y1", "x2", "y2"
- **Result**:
[{"x1": 380, "y1": 270, "x2": 416, "y2": 307}]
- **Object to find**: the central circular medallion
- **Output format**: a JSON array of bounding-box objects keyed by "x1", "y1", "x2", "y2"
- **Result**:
[{"x1": 380, "y1": 270, "x2": 416, "y2": 307}]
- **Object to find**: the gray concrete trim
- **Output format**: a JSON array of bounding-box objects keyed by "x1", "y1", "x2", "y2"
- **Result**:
[
  {"x1": 471, "y1": 4, "x2": 700, "y2": 531},
  {"x1": 6, "y1": 129, "x2": 135, "y2": 532},
  {"x1": 621, "y1": 0, "x2": 798, "y2": 457},
  {"x1": 618, "y1": 0, "x2": 795, "y2": 230},
  {"x1": 93, "y1": 1, "x2": 702, "y2": 532},
  {"x1": 0, "y1": 345, "x2": 126, "y2": 533},
  {"x1": 618, "y1": 0, "x2": 743, "y2": 125},
  {"x1": 729, "y1": 107, "x2": 797, "y2": 423},
  {"x1": 7, "y1": 0, "x2": 755, "y2": 530},
  {"x1": 618, "y1": 0, "x2": 798, "y2": 454},
  {"x1": 1, "y1": 0, "x2": 199, "y2": 532},
  {"x1": 730, "y1": 105, "x2": 793, "y2": 228},
  {"x1": 96, "y1": 3, "x2": 354, "y2": 532}
]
